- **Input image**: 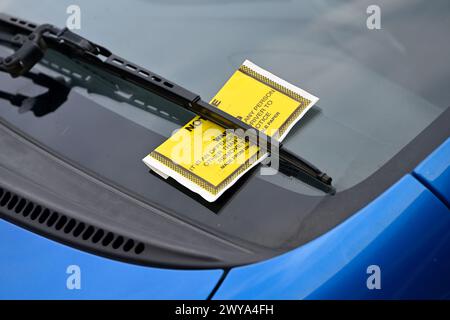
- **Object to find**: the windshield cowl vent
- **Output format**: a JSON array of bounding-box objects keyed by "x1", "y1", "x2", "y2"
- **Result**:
[{"x1": 0, "y1": 186, "x2": 145, "y2": 255}]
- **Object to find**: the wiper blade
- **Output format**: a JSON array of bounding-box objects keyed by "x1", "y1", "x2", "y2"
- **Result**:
[{"x1": 0, "y1": 13, "x2": 335, "y2": 194}]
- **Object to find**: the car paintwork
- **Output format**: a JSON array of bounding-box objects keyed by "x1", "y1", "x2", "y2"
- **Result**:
[
  {"x1": 213, "y1": 174, "x2": 450, "y2": 299},
  {"x1": 0, "y1": 219, "x2": 223, "y2": 299},
  {"x1": 414, "y1": 137, "x2": 450, "y2": 207}
]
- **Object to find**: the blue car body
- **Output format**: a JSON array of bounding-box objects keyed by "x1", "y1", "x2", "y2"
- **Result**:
[{"x1": 1, "y1": 138, "x2": 448, "y2": 299}]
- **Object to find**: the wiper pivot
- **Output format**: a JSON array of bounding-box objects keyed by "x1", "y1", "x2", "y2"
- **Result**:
[{"x1": 0, "y1": 24, "x2": 57, "y2": 77}]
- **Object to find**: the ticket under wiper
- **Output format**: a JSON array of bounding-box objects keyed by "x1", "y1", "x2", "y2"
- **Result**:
[{"x1": 143, "y1": 60, "x2": 318, "y2": 202}]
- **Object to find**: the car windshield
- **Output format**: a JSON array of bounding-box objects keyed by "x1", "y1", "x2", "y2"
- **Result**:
[
  {"x1": 0, "y1": 0, "x2": 450, "y2": 194},
  {"x1": 0, "y1": 1, "x2": 449, "y2": 199}
]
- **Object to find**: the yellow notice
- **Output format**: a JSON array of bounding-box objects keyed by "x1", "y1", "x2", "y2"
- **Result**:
[{"x1": 143, "y1": 60, "x2": 318, "y2": 202}]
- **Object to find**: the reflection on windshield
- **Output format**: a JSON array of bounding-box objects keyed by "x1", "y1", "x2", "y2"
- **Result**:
[{"x1": 0, "y1": 71, "x2": 70, "y2": 117}]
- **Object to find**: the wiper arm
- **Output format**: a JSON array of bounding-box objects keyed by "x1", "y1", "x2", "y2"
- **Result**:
[{"x1": 0, "y1": 13, "x2": 335, "y2": 194}]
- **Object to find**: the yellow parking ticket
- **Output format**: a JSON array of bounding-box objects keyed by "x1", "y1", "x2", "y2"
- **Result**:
[{"x1": 143, "y1": 60, "x2": 318, "y2": 202}]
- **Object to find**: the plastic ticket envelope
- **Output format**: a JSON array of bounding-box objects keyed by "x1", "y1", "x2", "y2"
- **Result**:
[{"x1": 143, "y1": 60, "x2": 318, "y2": 202}]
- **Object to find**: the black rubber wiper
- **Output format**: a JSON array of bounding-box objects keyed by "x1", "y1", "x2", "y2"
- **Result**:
[{"x1": 0, "y1": 13, "x2": 335, "y2": 194}]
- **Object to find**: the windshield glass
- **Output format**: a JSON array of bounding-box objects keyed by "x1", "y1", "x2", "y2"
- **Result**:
[
  {"x1": 0, "y1": 0, "x2": 450, "y2": 194},
  {"x1": 0, "y1": 0, "x2": 449, "y2": 197},
  {"x1": 1, "y1": 0, "x2": 449, "y2": 257}
]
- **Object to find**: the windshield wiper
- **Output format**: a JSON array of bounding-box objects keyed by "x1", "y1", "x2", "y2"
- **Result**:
[{"x1": 0, "y1": 13, "x2": 335, "y2": 194}]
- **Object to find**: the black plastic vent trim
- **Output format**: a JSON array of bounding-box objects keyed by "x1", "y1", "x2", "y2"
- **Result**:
[{"x1": 0, "y1": 186, "x2": 146, "y2": 256}]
